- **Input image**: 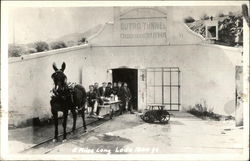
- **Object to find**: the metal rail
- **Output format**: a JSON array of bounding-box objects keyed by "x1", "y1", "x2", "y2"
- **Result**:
[{"x1": 21, "y1": 113, "x2": 114, "y2": 153}]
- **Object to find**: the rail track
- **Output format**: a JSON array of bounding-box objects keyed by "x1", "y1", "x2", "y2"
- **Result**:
[{"x1": 21, "y1": 113, "x2": 115, "y2": 154}]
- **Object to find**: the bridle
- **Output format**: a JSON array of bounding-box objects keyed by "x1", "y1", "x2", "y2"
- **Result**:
[{"x1": 52, "y1": 70, "x2": 68, "y2": 96}]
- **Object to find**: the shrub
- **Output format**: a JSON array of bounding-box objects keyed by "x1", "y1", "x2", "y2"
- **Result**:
[
  {"x1": 8, "y1": 45, "x2": 25, "y2": 57},
  {"x1": 78, "y1": 37, "x2": 88, "y2": 45},
  {"x1": 66, "y1": 41, "x2": 77, "y2": 47},
  {"x1": 50, "y1": 41, "x2": 67, "y2": 50},
  {"x1": 33, "y1": 41, "x2": 49, "y2": 52},
  {"x1": 27, "y1": 48, "x2": 37, "y2": 54},
  {"x1": 218, "y1": 15, "x2": 243, "y2": 46},
  {"x1": 184, "y1": 16, "x2": 195, "y2": 23},
  {"x1": 187, "y1": 99, "x2": 219, "y2": 120}
]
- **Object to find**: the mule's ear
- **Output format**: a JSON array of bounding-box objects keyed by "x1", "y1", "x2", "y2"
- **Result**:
[
  {"x1": 52, "y1": 62, "x2": 58, "y2": 71},
  {"x1": 61, "y1": 62, "x2": 66, "y2": 72}
]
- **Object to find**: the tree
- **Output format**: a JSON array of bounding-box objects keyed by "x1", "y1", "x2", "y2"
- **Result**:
[
  {"x1": 33, "y1": 41, "x2": 49, "y2": 52},
  {"x1": 8, "y1": 45, "x2": 25, "y2": 57}
]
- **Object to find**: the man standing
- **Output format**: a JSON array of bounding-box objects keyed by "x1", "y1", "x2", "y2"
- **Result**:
[
  {"x1": 93, "y1": 82, "x2": 102, "y2": 115},
  {"x1": 123, "y1": 83, "x2": 132, "y2": 113},
  {"x1": 98, "y1": 82, "x2": 107, "y2": 97},
  {"x1": 112, "y1": 82, "x2": 119, "y2": 96},
  {"x1": 87, "y1": 85, "x2": 97, "y2": 116},
  {"x1": 96, "y1": 82, "x2": 107, "y2": 115},
  {"x1": 118, "y1": 82, "x2": 132, "y2": 115},
  {"x1": 117, "y1": 82, "x2": 123, "y2": 115},
  {"x1": 105, "y1": 82, "x2": 113, "y2": 98},
  {"x1": 93, "y1": 82, "x2": 100, "y2": 97}
]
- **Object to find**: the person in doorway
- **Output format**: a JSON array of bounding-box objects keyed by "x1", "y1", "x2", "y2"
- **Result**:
[
  {"x1": 117, "y1": 81, "x2": 122, "y2": 92},
  {"x1": 87, "y1": 85, "x2": 97, "y2": 116},
  {"x1": 123, "y1": 83, "x2": 133, "y2": 113},
  {"x1": 112, "y1": 82, "x2": 119, "y2": 96},
  {"x1": 118, "y1": 82, "x2": 132, "y2": 114},
  {"x1": 117, "y1": 82, "x2": 123, "y2": 115}
]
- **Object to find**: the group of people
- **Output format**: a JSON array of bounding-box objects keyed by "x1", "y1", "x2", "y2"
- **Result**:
[{"x1": 86, "y1": 81, "x2": 133, "y2": 116}]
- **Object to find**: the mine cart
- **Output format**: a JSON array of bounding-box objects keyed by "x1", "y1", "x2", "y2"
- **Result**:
[
  {"x1": 140, "y1": 104, "x2": 171, "y2": 124},
  {"x1": 87, "y1": 99, "x2": 121, "y2": 119}
]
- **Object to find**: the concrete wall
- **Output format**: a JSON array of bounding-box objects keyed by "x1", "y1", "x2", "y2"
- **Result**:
[
  {"x1": 8, "y1": 42, "x2": 241, "y2": 126},
  {"x1": 87, "y1": 44, "x2": 242, "y2": 115},
  {"x1": 8, "y1": 45, "x2": 92, "y2": 126},
  {"x1": 8, "y1": 43, "x2": 241, "y2": 126}
]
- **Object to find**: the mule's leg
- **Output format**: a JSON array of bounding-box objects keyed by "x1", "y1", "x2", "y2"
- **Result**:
[
  {"x1": 52, "y1": 111, "x2": 58, "y2": 142},
  {"x1": 81, "y1": 107, "x2": 87, "y2": 132},
  {"x1": 62, "y1": 111, "x2": 68, "y2": 141},
  {"x1": 71, "y1": 108, "x2": 77, "y2": 132}
]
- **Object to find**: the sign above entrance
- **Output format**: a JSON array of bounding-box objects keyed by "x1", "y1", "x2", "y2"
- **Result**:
[
  {"x1": 117, "y1": 8, "x2": 168, "y2": 45},
  {"x1": 120, "y1": 18, "x2": 167, "y2": 39}
]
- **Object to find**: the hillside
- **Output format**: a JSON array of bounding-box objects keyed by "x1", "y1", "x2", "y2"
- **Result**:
[
  {"x1": 186, "y1": 15, "x2": 243, "y2": 47},
  {"x1": 8, "y1": 24, "x2": 104, "y2": 57},
  {"x1": 54, "y1": 24, "x2": 103, "y2": 45}
]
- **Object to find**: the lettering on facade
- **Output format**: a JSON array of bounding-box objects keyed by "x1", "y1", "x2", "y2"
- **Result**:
[
  {"x1": 121, "y1": 22, "x2": 167, "y2": 31},
  {"x1": 120, "y1": 32, "x2": 167, "y2": 39},
  {"x1": 120, "y1": 20, "x2": 167, "y2": 39}
]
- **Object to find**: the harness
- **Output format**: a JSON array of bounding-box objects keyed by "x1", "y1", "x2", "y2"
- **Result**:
[{"x1": 51, "y1": 82, "x2": 77, "y2": 104}]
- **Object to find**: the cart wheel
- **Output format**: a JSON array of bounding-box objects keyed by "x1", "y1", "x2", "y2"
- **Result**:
[
  {"x1": 142, "y1": 115, "x2": 150, "y2": 122},
  {"x1": 143, "y1": 112, "x2": 155, "y2": 123},
  {"x1": 159, "y1": 112, "x2": 170, "y2": 123}
]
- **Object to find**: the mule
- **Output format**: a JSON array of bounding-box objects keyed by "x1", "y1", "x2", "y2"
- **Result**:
[{"x1": 50, "y1": 62, "x2": 87, "y2": 142}]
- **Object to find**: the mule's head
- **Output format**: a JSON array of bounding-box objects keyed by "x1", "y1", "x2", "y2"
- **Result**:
[{"x1": 51, "y1": 62, "x2": 67, "y2": 91}]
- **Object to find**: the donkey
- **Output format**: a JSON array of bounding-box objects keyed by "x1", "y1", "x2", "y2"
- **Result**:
[{"x1": 50, "y1": 62, "x2": 87, "y2": 142}]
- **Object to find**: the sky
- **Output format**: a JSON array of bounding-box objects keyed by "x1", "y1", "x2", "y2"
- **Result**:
[
  {"x1": 7, "y1": 6, "x2": 243, "y2": 44},
  {"x1": 8, "y1": 7, "x2": 113, "y2": 44}
]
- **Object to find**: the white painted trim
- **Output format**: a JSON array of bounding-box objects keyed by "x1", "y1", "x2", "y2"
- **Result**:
[{"x1": 8, "y1": 44, "x2": 89, "y2": 63}]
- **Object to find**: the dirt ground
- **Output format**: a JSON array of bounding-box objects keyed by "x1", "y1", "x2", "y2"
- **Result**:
[{"x1": 41, "y1": 112, "x2": 244, "y2": 155}]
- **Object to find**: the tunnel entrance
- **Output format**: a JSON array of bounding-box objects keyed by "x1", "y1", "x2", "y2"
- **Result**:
[{"x1": 112, "y1": 68, "x2": 138, "y2": 110}]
